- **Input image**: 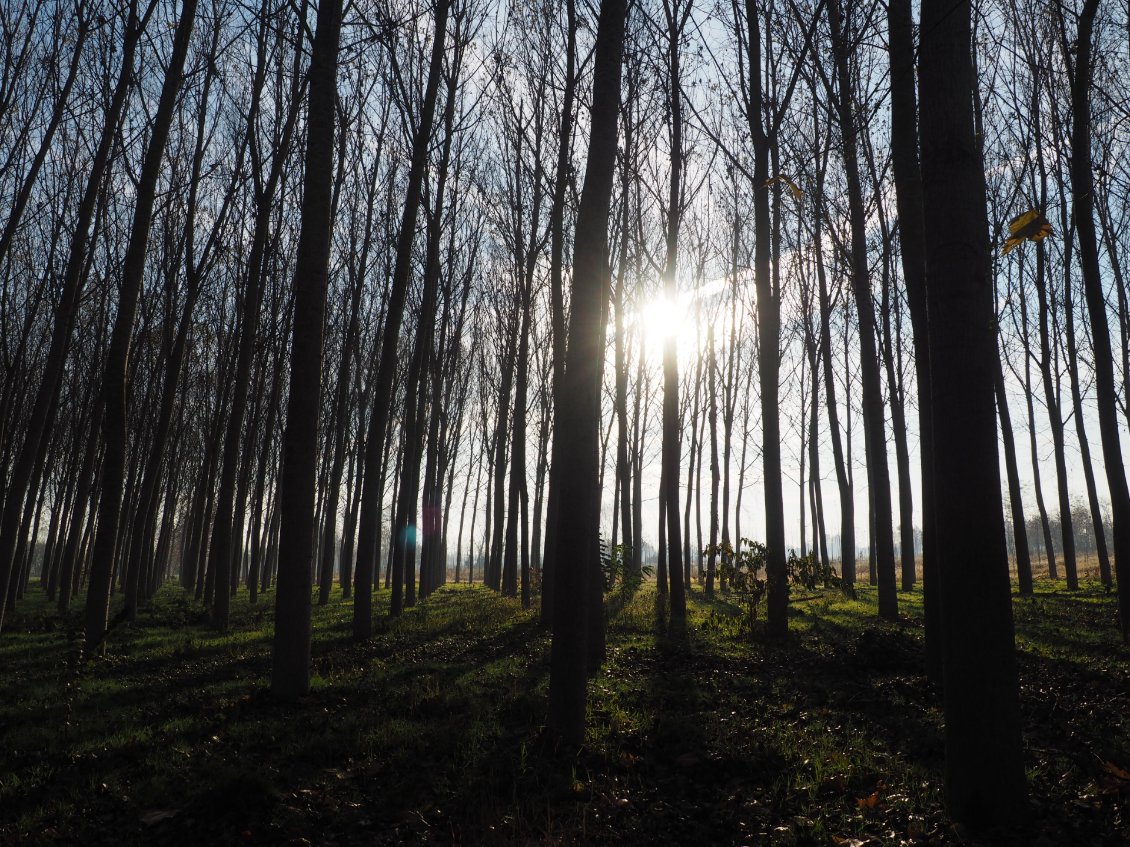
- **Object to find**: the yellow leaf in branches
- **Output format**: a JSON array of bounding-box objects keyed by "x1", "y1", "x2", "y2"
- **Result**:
[
  {"x1": 1002, "y1": 208, "x2": 1053, "y2": 255},
  {"x1": 764, "y1": 175, "x2": 804, "y2": 200}
]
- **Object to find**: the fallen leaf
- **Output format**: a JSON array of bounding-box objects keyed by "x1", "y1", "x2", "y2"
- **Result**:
[
  {"x1": 1102, "y1": 761, "x2": 1130, "y2": 781},
  {"x1": 856, "y1": 789, "x2": 881, "y2": 809}
]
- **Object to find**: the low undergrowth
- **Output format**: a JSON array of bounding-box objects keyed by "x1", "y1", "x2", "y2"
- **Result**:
[{"x1": 1, "y1": 578, "x2": 1126, "y2": 845}]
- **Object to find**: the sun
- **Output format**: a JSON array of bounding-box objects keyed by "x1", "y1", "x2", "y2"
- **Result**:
[
  {"x1": 640, "y1": 295, "x2": 685, "y2": 343},
  {"x1": 631, "y1": 280, "x2": 733, "y2": 363}
]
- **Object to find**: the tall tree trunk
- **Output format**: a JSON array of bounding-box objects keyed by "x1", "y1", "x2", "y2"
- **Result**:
[
  {"x1": 1018, "y1": 268, "x2": 1057, "y2": 578},
  {"x1": 631, "y1": 340, "x2": 645, "y2": 578},
  {"x1": 530, "y1": 372, "x2": 551, "y2": 578},
  {"x1": 488, "y1": 337, "x2": 515, "y2": 592},
  {"x1": 1067, "y1": 0, "x2": 1130, "y2": 637},
  {"x1": 352, "y1": 0, "x2": 450, "y2": 639},
  {"x1": 721, "y1": 195, "x2": 740, "y2": 553},
  {"x1": 740, "y1": 0, "x2": 787, "y2": 633},
  {"x1": 1062, "y1": 244, "x2": 1112, "y2": 586},
  {"x1": 546, "y1": 0, "x2": 625, "y2": 745},
  {"x1": 1096, "y1": 190, "x2": 1130, "y2": 436},
  {"x1": 317, "y1": 170, "x2": 374, "y2": 604},
  {"x1": 683, "y1": 353, "x2": 699, "y2": 584},
  {"x1": 271, "y1": 0, "x2": 343, "y2": 699},
  {"x1": 807, "y1": 324, "x2": 830, "y2": 574},
  {"x1": 392, "y1": 157, "x2": 451, "y2": 613},
  {"x1": 887, "y1": 0, "x2": 941, "y2": 678},
  {"x1": 613, "y1": 106, "x2": 634, "y2": 581},
  {"x1": 918, "y1": 0, "x2": 1026, "y2": 823},
  {"x1": 539, "y1": 0, "x2": 578, "y2": 624},
  {"x1": 828, "y1": 0, "x2": 897, "y2": 619},
  {"x1": 211, "y1": 34, "x2": 304, "y2": 626},
  {"x1": 814, "y1": 197, "x2": 854, "y2": 590},
  {"x1": 995, "y1": 357, "x2": 1033, "y2": 594},
  {"x1": 248, "y1": 346, "x2": 286, "y2": 604},
  {"x1": 338, "y1": 422, "x2": 362, "y2": 598},
  {"x1": 127, "y1": 14, "x2": 233, "y2": 621},
  {"x1": 507, "y1": 288, "x2": 533, "y2": 603},
  {"x1": 660, "y1": 0, "x2": 689, "y2": 624},
  {"x1": 1032, "y1": 114, "x2": 1077, "y2": 586},
  {"x1": 85, "y1": 0, "x2": 197, "y2": 649},
  {"x1": 707, "y1": 322, "x2": 719, "y2": 596}
]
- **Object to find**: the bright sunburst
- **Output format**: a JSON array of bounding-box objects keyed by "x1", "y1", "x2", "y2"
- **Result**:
[
  {"x1": 634, "y1": 279, "x2": 731, "y2": 360},
  {"x1": 640, "y1": 295, "x2": 684, "y2": 342}
]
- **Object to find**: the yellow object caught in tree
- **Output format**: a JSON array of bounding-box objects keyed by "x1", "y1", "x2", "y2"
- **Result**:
[
  {"x1": 764, "y1": 175, "x2": 803, "y2": 200},
  {"x1": 1001, "y1": 209, "x2": 1053, "y2": 255}
]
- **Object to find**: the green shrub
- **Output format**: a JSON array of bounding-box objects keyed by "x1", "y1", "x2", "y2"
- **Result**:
[{"x1": 599, "y1": 536, "x2": 652, "y2": 595}]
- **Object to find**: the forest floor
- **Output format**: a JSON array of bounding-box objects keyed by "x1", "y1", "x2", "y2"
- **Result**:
[{"x1": 1, "y1": 578, "x2": 1128, "y2": 846}]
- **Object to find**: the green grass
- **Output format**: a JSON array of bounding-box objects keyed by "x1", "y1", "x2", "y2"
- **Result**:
[{"x1": 1, "y1": 578, "x2": 1127, "y2": 845}]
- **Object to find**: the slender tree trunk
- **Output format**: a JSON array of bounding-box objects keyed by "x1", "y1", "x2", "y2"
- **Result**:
[
  {"x1": 869, "y1": 191, "x2": 915, "y2": 591},
  {"x1": 887, "y1": 0, "x2": 941, "y2": 675},
  {"x1": 828, "y1": 0, "x2": 896, "y2": 619},
  {"x1": 271, "y1": 0, "x2": 342, "y2": 698},
  {"x1": 1032, "y1": 125, "x2": 1077, "y2": 586},
  {"x1": 352, "y1": 0, "x2": 450, "y2": 639},
  {"x1": 85, "y1": 0, "x2": 197, "y2": 649},
  {"x1": 614, "y1": 340, "x2": 632, "y2": 578},
  {"x1": 995, "y1": 357, "x2": 1033, "y2": 594},
  {"x1": 721, "y1": 207, "x2": 740, "y2": 553},
  {"x1": 1067, "y1": 0, "x2": 1130, "y2": 637},
  {"x1": 660, "y1": 0, "x2": 688, "y2": 624},
  {"x1": 531, "y1": 375, "x2": 550, "y2": 577},
  {"x1": 339, "y1": 425, "x2": 362, "y2": 598},
  {"x1": 742, "y1": 6, "x2": 789, "y2": 629},
  {"x1": 1062, "y1": 257, "x2": 1112, "y2": 586},
  {"x1": 809, "y1": 337, "x2": 830, "y2": 574},
  {"x1": 248, "y1": 349, "x2": 285, "y2": 604},
  {"x1": 631, "y1": 341, "x2": 645, "y2": 578},
  {"x1": 546, "y1": 0, "x2": 625, "y2": 744},
  {"x1": 707, "y1": 322, "x2": 719, "y2": 597},
  {"x1": 507, "y1": 292, "x2": 533, "y2": 602},
  {"x1": 488, "y1": 338, "x2": 515, "y2": 592},
  {"x1": 392, "y1": 173, "x2": 449, "y2": 613},
  {"x1": 1019, "y1": 267, "x2": 1057, "y2": 578},
  {"x1": 613, "y1": 133, "x2": 634, "y2": 581},
  {"x1": 815, "y1": 196, "x2": 854, "y2": 591},
  {"x1": 1096, "y1": 190, "x2": 1130, "y2": 436},
  {"x1": 318, "y1": 220, "x2": 369, "y2": 605},
  {"x1": 683, "y1": 359, "x2": 698, "y2": 584},
  {"x1": 539, "y1": 0, "x2": 578, "y2": 625},
  {"x1": 884, "y1": 312, "x2": 915, "y2": 592}
]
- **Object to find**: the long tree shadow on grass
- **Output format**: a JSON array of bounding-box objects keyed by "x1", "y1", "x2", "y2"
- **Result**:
[{"x1": 5, "y1": 584, "x2": 1128, "y2": 846}]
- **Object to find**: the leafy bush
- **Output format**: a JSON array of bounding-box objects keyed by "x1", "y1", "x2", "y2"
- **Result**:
[
  {"x1": 599, "y1": 536, "x2": 651, "y2": 594},
  {"x1": 703, "y1": 538, "x2": 768, "y2": 630},
  {"x1": 787, "y1": 551, "x2": 840, "y2": 591},
  {"x1": 702, "y1": 542, "x2": 841, "y2": 632}
]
